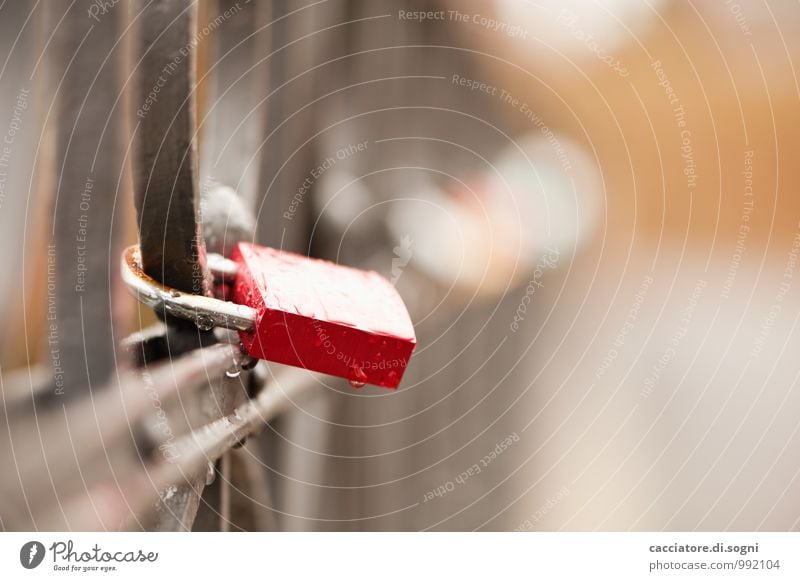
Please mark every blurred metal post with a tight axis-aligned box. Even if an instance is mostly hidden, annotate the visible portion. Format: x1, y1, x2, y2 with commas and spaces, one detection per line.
49, 0, 125, 399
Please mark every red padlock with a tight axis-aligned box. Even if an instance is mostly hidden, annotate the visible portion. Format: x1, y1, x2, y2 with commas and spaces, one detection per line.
230, 243, 416, 388
122, 243, 416, 388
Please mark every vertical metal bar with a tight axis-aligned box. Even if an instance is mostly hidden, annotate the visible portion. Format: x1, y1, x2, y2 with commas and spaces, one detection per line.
130, 0, 213, 531
250, 0, 338, 532
131, 0, 209, 295
199, 0, 270, 205
49, 0, 125, 399
193, 0, 277, 530
255, 0, 317, 253
0, 2, 40, 369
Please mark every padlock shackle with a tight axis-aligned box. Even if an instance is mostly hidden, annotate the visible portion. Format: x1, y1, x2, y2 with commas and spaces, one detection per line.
121, 245, 257, 332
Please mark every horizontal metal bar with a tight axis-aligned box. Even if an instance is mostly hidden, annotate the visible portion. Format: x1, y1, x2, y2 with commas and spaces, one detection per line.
0, 343, 244, 526
170, 366, 321, 466
39, 365, 320, 530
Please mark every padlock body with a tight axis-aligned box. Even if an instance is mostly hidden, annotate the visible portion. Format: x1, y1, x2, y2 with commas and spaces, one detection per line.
232, 243, 416, 388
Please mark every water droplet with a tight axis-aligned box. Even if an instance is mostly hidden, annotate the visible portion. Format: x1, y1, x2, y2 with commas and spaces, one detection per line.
196, 314, 215, 331
348, 364, 368, 389
225, 367, 241, 378
240, 356, 258, 371
205, 462, 216, 485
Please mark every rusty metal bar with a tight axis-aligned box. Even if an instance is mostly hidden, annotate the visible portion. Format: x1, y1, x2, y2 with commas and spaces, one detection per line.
131, 0, 208, 295
36, 364, 318, 530
0, 342, 243, 527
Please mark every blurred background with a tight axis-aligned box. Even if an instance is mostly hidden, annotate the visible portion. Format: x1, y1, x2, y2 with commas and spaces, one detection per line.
1, 0, 800, 531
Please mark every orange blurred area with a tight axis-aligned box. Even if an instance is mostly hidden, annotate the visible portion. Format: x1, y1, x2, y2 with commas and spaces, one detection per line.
464, 1, 800, 252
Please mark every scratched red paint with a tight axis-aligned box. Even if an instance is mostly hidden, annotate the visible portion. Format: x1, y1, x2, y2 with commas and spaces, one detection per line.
231, 242, 416, 388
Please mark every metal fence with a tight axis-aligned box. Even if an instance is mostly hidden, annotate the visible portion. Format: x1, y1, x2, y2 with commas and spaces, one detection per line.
0, 0, 535, 531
